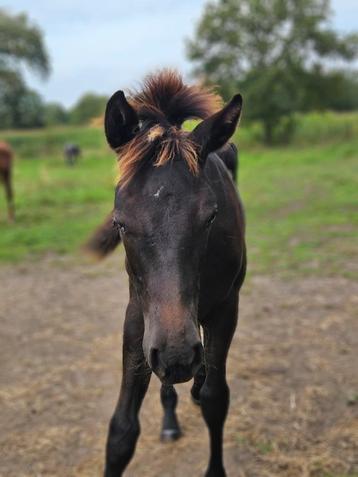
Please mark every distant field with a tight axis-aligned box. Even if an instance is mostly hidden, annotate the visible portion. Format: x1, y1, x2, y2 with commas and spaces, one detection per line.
0, 112, 357, 277
241, 140, 357, 277
0, 147, 114, 262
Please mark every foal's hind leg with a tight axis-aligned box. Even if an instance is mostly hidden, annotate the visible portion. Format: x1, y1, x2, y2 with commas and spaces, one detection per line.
191, 364, 206, 405
105, 300, 151, 477
160, 384, 182, 441
200, 293, 239, 477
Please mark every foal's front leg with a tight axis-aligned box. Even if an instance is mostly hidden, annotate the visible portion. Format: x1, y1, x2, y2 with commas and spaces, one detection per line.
105, 301, 151, 477
160, 384, 182, 441
191, 364, 206, 405
200, 294, 239, 477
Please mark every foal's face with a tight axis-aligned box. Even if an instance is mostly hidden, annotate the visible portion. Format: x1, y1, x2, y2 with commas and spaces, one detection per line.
114, 161, 217, 384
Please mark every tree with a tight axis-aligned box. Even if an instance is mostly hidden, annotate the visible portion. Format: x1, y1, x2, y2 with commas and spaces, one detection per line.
44, 102, 69, 126
0, 9, 50, 129
16, 89, 46, 128
0, 70, 24, 129
0, 9, 50, 78
303, 69, 358, 112
187, 0, 358, 143
69, 93, 107, 125
0, 77, 46, 129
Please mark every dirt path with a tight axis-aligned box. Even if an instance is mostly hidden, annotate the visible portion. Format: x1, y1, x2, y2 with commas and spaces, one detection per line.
0, 258, 357, 477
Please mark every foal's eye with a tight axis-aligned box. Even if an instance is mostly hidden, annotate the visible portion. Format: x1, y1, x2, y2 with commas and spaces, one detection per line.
206, 209, 218, 227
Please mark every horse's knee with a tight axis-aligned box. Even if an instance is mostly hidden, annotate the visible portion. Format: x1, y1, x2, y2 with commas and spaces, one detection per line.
105, 415, 140, 474
200, 379, 230, 424
200, 380, 230, 404
107, 415, 140, 451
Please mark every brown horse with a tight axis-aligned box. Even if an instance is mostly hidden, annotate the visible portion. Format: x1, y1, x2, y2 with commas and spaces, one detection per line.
87, 70, 246, 477
0, 141, 15, 221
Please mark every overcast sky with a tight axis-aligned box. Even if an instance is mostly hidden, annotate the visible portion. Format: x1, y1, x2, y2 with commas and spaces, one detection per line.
2, 0, 357, 107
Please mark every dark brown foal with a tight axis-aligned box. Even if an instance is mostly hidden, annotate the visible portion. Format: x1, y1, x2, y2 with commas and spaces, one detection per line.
87, 70, 246, 477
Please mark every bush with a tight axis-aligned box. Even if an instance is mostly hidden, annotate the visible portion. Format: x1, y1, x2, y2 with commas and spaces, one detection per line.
69, 93, 107, 125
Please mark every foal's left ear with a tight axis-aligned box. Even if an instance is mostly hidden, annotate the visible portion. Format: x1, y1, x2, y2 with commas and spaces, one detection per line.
189, 94, 242, 159
105, 90, 139, 149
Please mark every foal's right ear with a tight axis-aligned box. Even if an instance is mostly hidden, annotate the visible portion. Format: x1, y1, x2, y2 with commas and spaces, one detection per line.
105, 90, 139, 149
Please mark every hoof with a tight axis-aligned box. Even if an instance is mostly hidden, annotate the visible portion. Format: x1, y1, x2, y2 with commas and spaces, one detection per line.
160, 428, 182, 442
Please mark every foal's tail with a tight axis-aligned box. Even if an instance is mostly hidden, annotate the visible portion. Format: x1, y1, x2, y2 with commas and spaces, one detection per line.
83, 212, 121, 258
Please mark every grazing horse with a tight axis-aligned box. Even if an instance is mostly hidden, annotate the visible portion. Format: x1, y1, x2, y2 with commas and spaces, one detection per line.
0, 141, 15, 221
64, 143, 81, 165
87, 70, 246, 477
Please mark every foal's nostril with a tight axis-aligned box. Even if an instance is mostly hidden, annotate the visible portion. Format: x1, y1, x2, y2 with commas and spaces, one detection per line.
150, 342, 203, 384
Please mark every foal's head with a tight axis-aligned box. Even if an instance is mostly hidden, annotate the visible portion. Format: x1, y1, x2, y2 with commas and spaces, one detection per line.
105, 71, 242, 384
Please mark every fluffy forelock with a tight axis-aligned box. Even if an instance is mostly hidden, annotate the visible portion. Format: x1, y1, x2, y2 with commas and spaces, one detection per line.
116, 69, 222, 187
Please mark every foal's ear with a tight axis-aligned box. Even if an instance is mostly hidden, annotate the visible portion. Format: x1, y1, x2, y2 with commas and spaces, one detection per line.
189, 94, 242, 159
105, 90, 139, 149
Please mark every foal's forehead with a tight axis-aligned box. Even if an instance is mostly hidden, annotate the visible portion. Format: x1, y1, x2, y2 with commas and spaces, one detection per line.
143, 163, 198, 196
117, 161, 214, 218
120, 160, 202, 197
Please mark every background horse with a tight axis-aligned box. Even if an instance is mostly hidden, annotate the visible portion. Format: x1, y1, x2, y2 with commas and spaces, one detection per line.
0, 141, 15, 221
64, 143, 81, 165
87, 70, 246, 477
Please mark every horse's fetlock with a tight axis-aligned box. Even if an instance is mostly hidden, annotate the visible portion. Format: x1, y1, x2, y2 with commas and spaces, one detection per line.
205, 466, 227, 477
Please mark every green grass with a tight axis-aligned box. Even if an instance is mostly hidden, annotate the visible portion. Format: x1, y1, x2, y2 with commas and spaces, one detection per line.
0, 146, 115, 262
2, 125, 105, 158
240, 139, 357, 277
0, 113, 357, 277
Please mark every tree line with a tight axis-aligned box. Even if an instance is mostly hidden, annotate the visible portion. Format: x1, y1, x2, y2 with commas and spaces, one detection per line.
1, 2, 358, 142
1, 86, 108, 130
187, 0, 358, 143
0, 9, 107, 129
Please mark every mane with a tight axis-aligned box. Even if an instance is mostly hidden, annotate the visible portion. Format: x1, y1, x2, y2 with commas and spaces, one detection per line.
117, 69, 222, 186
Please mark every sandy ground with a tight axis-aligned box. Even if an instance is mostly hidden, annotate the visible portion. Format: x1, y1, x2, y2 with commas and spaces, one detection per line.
0, 257, 357, 477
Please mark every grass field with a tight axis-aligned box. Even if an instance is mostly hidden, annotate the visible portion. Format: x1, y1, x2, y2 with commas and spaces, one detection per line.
0, 112, 357, 277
